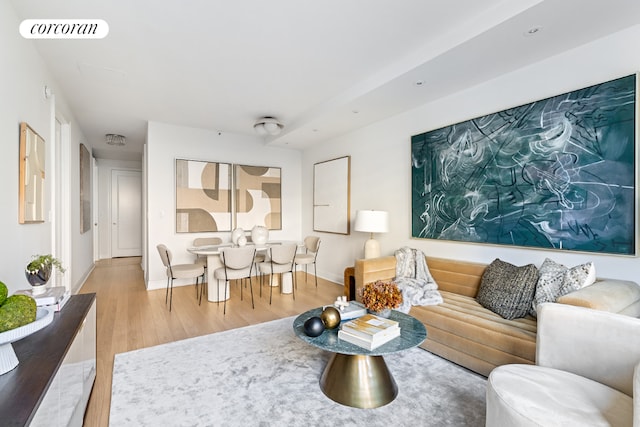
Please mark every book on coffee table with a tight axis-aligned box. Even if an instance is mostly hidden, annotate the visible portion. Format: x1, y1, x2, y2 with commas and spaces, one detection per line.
338, 327, 400, 350
324, 301, 367, 321
341, 313, 400, 341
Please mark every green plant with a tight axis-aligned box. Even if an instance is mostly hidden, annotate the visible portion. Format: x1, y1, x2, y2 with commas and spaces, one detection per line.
26, 254, 66, 275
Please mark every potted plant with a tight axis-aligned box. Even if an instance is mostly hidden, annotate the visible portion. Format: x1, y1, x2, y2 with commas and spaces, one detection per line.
360, 280, 403, 318
25, 254, 65, 292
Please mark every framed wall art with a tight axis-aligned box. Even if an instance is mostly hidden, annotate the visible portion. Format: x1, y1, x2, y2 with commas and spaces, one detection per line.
411, 74, 636, 255
80, 143, 91, 233
19, 122, 45, 224
234, 164, 282, 230
176, 159, 232, 232
313, 156, 351, 235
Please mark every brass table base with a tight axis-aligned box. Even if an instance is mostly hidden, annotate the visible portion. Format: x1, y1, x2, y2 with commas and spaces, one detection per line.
319, 353, 398, 408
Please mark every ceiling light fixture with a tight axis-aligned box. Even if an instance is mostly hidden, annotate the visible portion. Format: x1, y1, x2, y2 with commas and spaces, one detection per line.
253, 117, 283, 136
105, 133, 126, 146
523, 26, 543, 37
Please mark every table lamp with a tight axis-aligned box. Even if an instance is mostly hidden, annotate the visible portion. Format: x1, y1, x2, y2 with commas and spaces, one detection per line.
354, 210, 389, 259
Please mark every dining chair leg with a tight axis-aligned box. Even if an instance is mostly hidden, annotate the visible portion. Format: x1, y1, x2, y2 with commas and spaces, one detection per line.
314, 263, 318, 288
240, 278, 244, 301
169, 278, 174, 312
223, 279, 228, 315
165, 277, 170, 305
269, 273, 274, 305
249, 276, 255, 309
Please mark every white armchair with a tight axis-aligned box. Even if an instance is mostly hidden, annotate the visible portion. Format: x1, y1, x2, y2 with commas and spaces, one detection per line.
486, 302, 640, 426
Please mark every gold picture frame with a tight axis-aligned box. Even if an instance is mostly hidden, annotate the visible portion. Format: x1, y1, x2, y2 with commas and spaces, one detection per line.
19, 122, 45, 224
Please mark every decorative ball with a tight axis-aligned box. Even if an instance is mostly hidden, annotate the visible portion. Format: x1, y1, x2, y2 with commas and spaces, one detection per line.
303, 316, 325, 337
237, 236, 247, 247
320, 306, 341, 329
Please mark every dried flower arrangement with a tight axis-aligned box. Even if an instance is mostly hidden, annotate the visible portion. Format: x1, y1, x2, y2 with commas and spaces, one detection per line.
361, 280, 403, 312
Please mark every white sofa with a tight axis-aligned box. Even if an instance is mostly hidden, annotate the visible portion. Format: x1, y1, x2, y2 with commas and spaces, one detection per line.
486, 303, 640, 426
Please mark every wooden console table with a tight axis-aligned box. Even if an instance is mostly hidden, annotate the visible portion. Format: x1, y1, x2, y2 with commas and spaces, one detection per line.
0, 293, 96, 426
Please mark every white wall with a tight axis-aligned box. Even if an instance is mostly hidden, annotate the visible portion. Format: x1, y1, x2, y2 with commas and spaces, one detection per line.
145, 121, 302, 289
1, 2, 94, 295
303, 24, 640, 284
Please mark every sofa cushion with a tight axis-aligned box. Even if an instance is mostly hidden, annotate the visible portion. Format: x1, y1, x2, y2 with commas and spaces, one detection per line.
476, 259, 538, 320
557, 279, 640, 314
531, 258, 596, 316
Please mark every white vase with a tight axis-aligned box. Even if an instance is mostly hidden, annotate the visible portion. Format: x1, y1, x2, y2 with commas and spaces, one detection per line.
251, 226, 269, 245
231, 228, 245, 245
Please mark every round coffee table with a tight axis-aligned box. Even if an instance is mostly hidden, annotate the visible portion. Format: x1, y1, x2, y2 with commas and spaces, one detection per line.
293, 307, 426, 408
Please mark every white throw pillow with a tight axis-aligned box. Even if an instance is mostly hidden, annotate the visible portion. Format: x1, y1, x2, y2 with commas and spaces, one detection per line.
530, 258, 596, 317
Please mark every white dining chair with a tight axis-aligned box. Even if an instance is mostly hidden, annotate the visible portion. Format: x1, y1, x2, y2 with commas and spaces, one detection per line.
258, 243, 297, 304
157, 244, 205, 311
213, 246, 256, 315
294, 236, 321, 288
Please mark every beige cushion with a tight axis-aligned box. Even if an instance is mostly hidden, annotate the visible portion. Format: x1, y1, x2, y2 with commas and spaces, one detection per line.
557, 279, 640, 313
487, 364, 632, 427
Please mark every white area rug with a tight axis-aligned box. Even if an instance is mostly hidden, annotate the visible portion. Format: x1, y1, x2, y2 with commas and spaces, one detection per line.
110, 317, 486, 426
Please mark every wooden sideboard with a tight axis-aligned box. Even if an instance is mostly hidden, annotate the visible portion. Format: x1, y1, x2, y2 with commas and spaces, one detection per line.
0, 293, 97, 426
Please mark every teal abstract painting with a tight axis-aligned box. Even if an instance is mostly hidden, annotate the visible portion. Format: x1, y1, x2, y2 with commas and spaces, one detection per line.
411, 74, 636, 255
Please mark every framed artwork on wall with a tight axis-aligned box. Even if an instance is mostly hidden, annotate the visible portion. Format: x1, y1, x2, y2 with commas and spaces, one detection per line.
313, 156, 351, 235
175, 159, 232, 232
80, 143, 91, 233
19, 122, 45, 224
234, 164, 282, 230
411, 74, 636, 255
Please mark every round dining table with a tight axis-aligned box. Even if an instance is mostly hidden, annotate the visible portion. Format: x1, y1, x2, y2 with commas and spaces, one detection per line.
187, 241, 299, 302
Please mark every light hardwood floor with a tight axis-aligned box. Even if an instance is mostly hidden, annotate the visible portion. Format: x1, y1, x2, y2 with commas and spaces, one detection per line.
79, 257, 345, 427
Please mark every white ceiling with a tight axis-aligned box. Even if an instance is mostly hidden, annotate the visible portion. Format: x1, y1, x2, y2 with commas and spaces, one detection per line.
9, 0, 640, 161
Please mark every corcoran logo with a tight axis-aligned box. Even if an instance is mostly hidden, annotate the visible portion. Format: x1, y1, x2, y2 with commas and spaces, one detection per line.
19, 19, 109, 39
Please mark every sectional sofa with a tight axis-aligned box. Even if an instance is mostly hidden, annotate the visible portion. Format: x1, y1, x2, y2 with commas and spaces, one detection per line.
353, 255, 640, 376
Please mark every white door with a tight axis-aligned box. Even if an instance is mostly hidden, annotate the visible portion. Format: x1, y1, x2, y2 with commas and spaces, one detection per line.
111, 170, 142, 257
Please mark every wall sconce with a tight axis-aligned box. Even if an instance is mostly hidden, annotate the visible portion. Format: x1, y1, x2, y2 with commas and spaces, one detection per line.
354, 210, 389, 259
254, 117, 284, 136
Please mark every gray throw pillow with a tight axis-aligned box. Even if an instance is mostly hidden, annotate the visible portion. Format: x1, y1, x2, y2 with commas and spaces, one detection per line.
530, 258, 596, 317
476, 258, 539, 320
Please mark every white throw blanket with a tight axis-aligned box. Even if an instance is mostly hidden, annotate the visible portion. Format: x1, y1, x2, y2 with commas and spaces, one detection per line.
394, 246, 443, 313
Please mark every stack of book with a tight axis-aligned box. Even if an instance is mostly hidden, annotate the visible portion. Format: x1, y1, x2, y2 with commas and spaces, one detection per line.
326, 300, 367, 321
15, 286, 70, 312
338, 313, 400, 350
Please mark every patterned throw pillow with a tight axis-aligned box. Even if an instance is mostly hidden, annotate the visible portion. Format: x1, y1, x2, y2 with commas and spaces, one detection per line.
476, 259, 539, 320
530, 258, 596, 316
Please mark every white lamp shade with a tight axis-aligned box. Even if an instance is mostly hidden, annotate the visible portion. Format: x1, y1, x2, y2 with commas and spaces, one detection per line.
354, 210, 389, 233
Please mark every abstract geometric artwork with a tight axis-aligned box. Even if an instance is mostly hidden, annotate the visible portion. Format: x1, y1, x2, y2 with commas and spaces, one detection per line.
80, 143, 91, 233
313, 156, 351, 234
176, 159, 232, 232
18, 122, 45, 224
235, 165, 281, 230
411, 74, 636, 255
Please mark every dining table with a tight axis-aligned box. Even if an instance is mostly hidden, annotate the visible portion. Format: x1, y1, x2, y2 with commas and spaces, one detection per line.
187, 241, 300, 303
